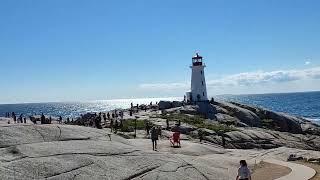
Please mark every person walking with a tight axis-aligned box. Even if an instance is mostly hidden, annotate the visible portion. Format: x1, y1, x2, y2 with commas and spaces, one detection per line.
236, 160, 251, 180
150, 126, 159, 151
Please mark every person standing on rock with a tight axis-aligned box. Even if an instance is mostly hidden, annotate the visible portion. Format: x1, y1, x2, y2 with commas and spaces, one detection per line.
12, 112, 16, 123
236, 160, 251, 180
166, 119, 169, 130
103, 113, 107, 123
114, 120, 118, 134
107, 112, 110, 120
110, 118, 114, 132
157, 126, 162, 137
120, 111, 124, 120
145, 121, 150, 135
41, 113, 46, 124
199, 130, 203, 143
59, 116, 62, 124
115, 110, 118, 118
150, 126, 159, 151
19, 114, 23, 123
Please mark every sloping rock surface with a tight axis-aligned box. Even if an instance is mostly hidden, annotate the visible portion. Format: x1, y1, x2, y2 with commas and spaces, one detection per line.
230, 102, 304, 134
0, 124, 235, 180
215, 102, 262, 127
203, 127, 320, 151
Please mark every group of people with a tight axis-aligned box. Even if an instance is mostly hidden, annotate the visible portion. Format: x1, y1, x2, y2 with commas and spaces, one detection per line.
4, 111, 57, 125
5, 112, 27, 124
109, 117, 123, 133
4, 112, 12, 118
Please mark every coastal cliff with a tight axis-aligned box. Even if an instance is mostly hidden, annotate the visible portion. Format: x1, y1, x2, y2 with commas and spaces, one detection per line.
155, 100, 320, 151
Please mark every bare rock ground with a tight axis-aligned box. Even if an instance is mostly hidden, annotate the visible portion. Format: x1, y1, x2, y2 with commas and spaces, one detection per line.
0, 124, 319, 180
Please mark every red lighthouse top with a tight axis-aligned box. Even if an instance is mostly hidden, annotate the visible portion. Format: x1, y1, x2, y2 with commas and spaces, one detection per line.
192, 53, 203, 66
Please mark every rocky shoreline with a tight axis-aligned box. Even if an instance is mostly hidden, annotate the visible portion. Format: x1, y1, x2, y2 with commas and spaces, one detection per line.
0, 100, 319, 179
61, 100, 320, 152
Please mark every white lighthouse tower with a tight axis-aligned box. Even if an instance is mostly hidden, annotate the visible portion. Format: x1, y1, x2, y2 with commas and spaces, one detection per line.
186, 53, 208, 102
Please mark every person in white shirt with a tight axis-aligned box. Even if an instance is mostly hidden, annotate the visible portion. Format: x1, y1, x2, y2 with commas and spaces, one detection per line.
236, 160, 251, 180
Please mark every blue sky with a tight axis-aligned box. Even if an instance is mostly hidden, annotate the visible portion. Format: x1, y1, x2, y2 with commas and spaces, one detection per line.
0, 0, 320, 103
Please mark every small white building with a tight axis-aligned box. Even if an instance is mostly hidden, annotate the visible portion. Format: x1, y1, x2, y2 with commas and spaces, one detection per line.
186, 53, 208, 102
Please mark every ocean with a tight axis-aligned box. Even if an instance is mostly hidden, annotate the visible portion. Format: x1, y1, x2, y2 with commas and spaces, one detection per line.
0, 92, 319, 123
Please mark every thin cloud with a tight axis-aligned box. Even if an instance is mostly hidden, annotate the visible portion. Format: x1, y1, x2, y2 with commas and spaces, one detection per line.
305, 61, 311, 65
139, 67, 320, 90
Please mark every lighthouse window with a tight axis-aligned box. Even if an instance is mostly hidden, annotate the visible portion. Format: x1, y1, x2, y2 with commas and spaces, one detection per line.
202, 81, 204, 85
200, 71, 203, 75
203, 92, 205, 96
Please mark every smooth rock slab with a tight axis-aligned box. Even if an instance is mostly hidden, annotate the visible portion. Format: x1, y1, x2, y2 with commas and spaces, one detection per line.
0, 125, 235, 180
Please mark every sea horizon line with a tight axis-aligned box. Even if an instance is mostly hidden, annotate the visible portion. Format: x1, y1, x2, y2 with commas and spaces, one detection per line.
0, 90, 319, 105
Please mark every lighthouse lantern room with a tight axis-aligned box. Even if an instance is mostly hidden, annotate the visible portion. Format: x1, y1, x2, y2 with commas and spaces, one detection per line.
186, 53, 208, 102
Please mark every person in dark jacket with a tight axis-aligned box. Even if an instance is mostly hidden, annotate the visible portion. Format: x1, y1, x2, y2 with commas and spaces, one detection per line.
150, 126, 159, 151
114, 120, 118, 134
41, 113, 45, 124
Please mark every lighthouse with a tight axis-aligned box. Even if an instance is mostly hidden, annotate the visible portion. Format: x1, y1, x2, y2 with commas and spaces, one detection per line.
186, 53, 208, 102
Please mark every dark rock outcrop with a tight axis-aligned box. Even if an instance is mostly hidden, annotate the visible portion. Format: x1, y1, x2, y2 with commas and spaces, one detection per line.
216, 102, 262, 127
229, 102, 303, 134
179, 105, 199, 115
158, 101, 173, 110
201, 127, 320, 151
263, 111, 303, 134
172, 101, 183, 108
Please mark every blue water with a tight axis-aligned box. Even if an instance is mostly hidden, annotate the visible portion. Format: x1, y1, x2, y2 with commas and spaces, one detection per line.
0, 97, 182, 118
216, 91, 320, 122
0, 92, 319, 122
